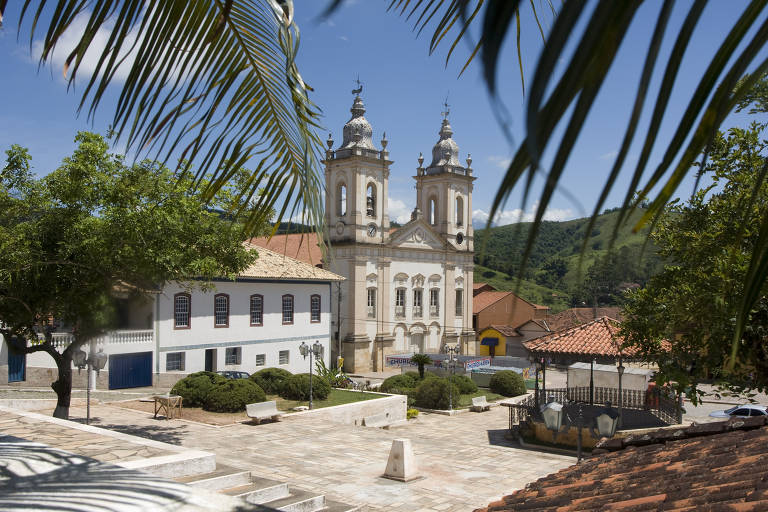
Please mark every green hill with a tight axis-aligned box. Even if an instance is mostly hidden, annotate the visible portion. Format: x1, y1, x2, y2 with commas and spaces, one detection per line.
473, 209, 662, 310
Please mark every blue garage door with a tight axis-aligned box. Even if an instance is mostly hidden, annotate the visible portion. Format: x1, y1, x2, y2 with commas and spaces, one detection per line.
109, 351, 153, 389
8, 351, 25, 383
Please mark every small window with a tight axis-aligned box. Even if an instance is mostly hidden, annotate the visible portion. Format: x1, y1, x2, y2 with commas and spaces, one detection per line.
225, 347, 241, 365
174, 293, 191, 329
214, 294, 229, 327
366, 183, 377, 217
311, 295, 321, 323
395, 287, 406, 318
456, 196, 464, 226
428, 197, 437, 225
413, 289, 423, 318
255, 354, 266, 366
367, 288, 376, 318
282, 295, 294, 324
279, 350, 289, 365
430, 288, 440, 317
166, 352, 185, 371
250, 294, 263, 326
455, 289, 463, 316
337, 183, 347, 217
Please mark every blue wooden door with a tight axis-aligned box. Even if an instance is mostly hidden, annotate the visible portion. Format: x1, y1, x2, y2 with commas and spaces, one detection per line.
8, 351, 25, 383
109, 351, 152, 389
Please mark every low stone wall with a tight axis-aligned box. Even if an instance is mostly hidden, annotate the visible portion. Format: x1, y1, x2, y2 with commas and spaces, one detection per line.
0, 398, 89, 411
0, 366, 108, 389
283, 391, 407, 426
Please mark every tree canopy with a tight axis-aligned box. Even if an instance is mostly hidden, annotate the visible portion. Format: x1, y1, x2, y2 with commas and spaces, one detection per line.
0, 131, 261, 418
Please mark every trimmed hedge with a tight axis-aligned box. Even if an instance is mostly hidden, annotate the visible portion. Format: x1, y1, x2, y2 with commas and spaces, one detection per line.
280, 373, 331, 401
171, 371, 226, 407
448, 374, 478, 394
413, 378, 460, 410
250, 367, 293, 394
204, 379, 266, 412
489, 370, 527, 397
380, 374, 418, 393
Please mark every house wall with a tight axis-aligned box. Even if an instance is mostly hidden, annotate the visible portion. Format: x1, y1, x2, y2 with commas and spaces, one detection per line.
477, 327, 507, 357
158, 280, 332, 378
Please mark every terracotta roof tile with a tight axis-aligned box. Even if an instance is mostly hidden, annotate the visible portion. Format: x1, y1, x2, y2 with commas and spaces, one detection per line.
549, 307, 624, 331
523, 317, 633, 358
250, 233, 324, 267
476, 419, 768, 512
240, 244, 343, 281
487, 325, 521, 337
473, 291, 513, 314
474, 282, 488, 290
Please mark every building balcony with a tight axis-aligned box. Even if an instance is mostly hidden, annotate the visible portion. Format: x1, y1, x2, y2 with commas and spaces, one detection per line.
430, 305, 439, 317
42, 329, 154, 349
412, 306, 422, 318
367, 306, 376, 318
395, 306, 405, 319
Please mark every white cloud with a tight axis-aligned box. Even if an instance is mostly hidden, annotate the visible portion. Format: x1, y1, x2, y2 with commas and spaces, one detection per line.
599, 150, 618, 161
487, 155, 511, 170
32, 11, 141, 83
388, 197, 412, 224
338, 35, 349, 42
472, 201, 575, 227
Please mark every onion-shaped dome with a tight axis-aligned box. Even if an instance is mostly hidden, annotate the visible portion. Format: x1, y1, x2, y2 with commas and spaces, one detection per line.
428, 118, 460, 168
340, 96, 376, 150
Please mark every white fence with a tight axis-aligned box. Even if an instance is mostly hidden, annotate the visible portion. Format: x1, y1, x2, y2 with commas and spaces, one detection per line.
43, 330, 153, 349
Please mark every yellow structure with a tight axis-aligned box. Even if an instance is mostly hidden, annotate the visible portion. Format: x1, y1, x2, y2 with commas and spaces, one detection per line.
477, 326, 511, 357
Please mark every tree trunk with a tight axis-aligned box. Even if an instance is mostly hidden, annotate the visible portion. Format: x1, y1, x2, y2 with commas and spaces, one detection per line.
51, 359, 72, 420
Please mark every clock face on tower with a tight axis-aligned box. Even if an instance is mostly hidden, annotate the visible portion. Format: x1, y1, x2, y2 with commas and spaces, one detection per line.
367, 223, 377, 237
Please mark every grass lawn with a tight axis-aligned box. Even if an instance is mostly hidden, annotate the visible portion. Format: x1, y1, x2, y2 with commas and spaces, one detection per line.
271, 389, 383, 411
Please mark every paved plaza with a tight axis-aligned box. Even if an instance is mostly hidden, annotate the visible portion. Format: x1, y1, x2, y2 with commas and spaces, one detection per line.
52, 401, 574, 512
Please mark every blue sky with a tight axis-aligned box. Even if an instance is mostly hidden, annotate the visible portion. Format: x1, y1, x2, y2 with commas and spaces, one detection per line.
1, 1, 765, 226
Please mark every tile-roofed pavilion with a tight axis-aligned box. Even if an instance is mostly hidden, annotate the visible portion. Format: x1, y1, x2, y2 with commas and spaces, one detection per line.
474, 416, 768, 512
523, 316, 633, 365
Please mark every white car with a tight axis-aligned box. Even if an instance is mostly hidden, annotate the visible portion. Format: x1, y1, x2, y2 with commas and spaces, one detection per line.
709, 404, 768, 418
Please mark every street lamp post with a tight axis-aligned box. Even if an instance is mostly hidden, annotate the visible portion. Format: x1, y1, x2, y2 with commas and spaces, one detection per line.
444, 344, 460, 411
299, 340, 324, 409
542, 399, 620, 463
72, 343, 108, 425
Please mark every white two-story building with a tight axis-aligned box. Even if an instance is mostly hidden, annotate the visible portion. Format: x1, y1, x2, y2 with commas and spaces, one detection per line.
0, 246, 344, 389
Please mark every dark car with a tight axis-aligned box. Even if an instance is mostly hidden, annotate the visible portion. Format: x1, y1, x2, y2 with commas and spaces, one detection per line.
217, 370, 250, 380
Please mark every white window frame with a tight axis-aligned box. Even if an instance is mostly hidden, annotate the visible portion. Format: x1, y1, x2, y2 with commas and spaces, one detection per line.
255, 354, 266, 366
225, 347, 241, 365
166, 352, 185, 371
279, 350, 289, 365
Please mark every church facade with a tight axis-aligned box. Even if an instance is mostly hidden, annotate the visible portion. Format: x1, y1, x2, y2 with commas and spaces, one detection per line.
324, 93, 476, 372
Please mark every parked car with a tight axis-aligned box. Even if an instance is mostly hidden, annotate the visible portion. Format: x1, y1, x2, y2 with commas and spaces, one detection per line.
709, 404, 768, 418
217, 370, 250, 380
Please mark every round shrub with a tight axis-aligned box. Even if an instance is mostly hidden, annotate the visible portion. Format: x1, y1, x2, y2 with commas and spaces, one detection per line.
404, 371, 421, 381
250, 367, 293, 394
448, 374, 478, 394
413, 378, 460, 410
279, 373, 331, 401
406, 408, 419, 420
171, 371, 226, 407
204, 379, 266, 412
380, 374, 418, 393
489, 370, 527, 397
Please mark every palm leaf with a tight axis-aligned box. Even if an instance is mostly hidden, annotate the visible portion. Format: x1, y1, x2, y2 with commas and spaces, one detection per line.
17, 0, 324, 236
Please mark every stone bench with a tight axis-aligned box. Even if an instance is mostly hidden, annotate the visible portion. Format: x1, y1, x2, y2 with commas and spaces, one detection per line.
246, 401, 283, 424
363, 412, 390, 428
470, 395, 491, 412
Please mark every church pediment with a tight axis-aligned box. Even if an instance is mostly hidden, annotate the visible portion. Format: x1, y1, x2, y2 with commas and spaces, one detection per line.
388, 219, 450, 251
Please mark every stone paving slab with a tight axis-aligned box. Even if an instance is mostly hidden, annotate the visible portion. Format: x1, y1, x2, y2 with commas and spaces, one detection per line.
69, 401, 575, 511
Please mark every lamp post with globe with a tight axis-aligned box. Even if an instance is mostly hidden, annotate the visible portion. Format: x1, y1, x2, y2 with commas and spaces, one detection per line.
299, 340, 324, 409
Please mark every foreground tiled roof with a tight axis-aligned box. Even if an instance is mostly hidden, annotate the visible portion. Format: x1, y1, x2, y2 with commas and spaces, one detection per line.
250, 233, 324, 267
475, 417, 768, 512
473, 291, 513, 313
240, 245, 343, 281
523, 317, 634, 357
549, 307, 624, 331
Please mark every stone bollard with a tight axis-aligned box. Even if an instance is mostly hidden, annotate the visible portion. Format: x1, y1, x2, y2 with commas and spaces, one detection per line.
382, 438, 419, 482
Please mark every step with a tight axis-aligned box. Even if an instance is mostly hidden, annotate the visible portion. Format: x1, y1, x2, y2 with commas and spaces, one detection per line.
176, 465, 252, 491
222, 476, 291, 505
263, 488, 326, 512
322, 498, 362, 512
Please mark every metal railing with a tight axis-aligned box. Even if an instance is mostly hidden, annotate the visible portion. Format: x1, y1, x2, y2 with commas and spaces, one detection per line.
412, 306, 422, 318
367, 306, 376, 318
430, 305, 439, 317
395, 306, 405, 318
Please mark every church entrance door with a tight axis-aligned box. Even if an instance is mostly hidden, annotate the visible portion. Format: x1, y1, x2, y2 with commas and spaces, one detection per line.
410, 333, 424, 354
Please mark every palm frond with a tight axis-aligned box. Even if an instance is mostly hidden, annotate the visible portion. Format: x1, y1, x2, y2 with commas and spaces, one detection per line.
19, 0, 324, 236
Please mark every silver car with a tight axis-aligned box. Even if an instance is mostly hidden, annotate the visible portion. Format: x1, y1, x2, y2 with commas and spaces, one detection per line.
709, 404, 768, 418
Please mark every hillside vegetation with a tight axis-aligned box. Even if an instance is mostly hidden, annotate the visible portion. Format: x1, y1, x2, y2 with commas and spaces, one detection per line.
474, 209, 663, 310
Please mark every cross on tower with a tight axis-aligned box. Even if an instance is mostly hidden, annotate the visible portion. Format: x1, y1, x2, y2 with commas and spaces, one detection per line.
352, 75, 363, 96
441, 94, 450, 119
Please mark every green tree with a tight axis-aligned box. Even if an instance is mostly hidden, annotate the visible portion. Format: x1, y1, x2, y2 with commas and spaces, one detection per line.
0, 132, 262, 419
621, 120, 768, 402
410, 354, 432, 380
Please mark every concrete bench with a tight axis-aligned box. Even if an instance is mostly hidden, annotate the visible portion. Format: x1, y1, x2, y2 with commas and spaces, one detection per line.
363, 412, 390, 428
470, 396, 491, 412
246, 401, 283, 424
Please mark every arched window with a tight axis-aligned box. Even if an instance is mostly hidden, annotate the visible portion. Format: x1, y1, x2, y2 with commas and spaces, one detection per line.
174, 293, 191, 329
214, 294, 229, 327
250, 294, 263, 326
337, 182, 347, 217
310, 295, 321, 323
366, 183, 376, 217
428, 197, 437, 226
456, 196, 464, 227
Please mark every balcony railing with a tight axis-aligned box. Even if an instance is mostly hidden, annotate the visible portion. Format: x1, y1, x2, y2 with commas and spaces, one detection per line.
430, 305, 439, 317
395, 306, 405, 318
367, 306, 376, 318
41, 329, 154, 349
